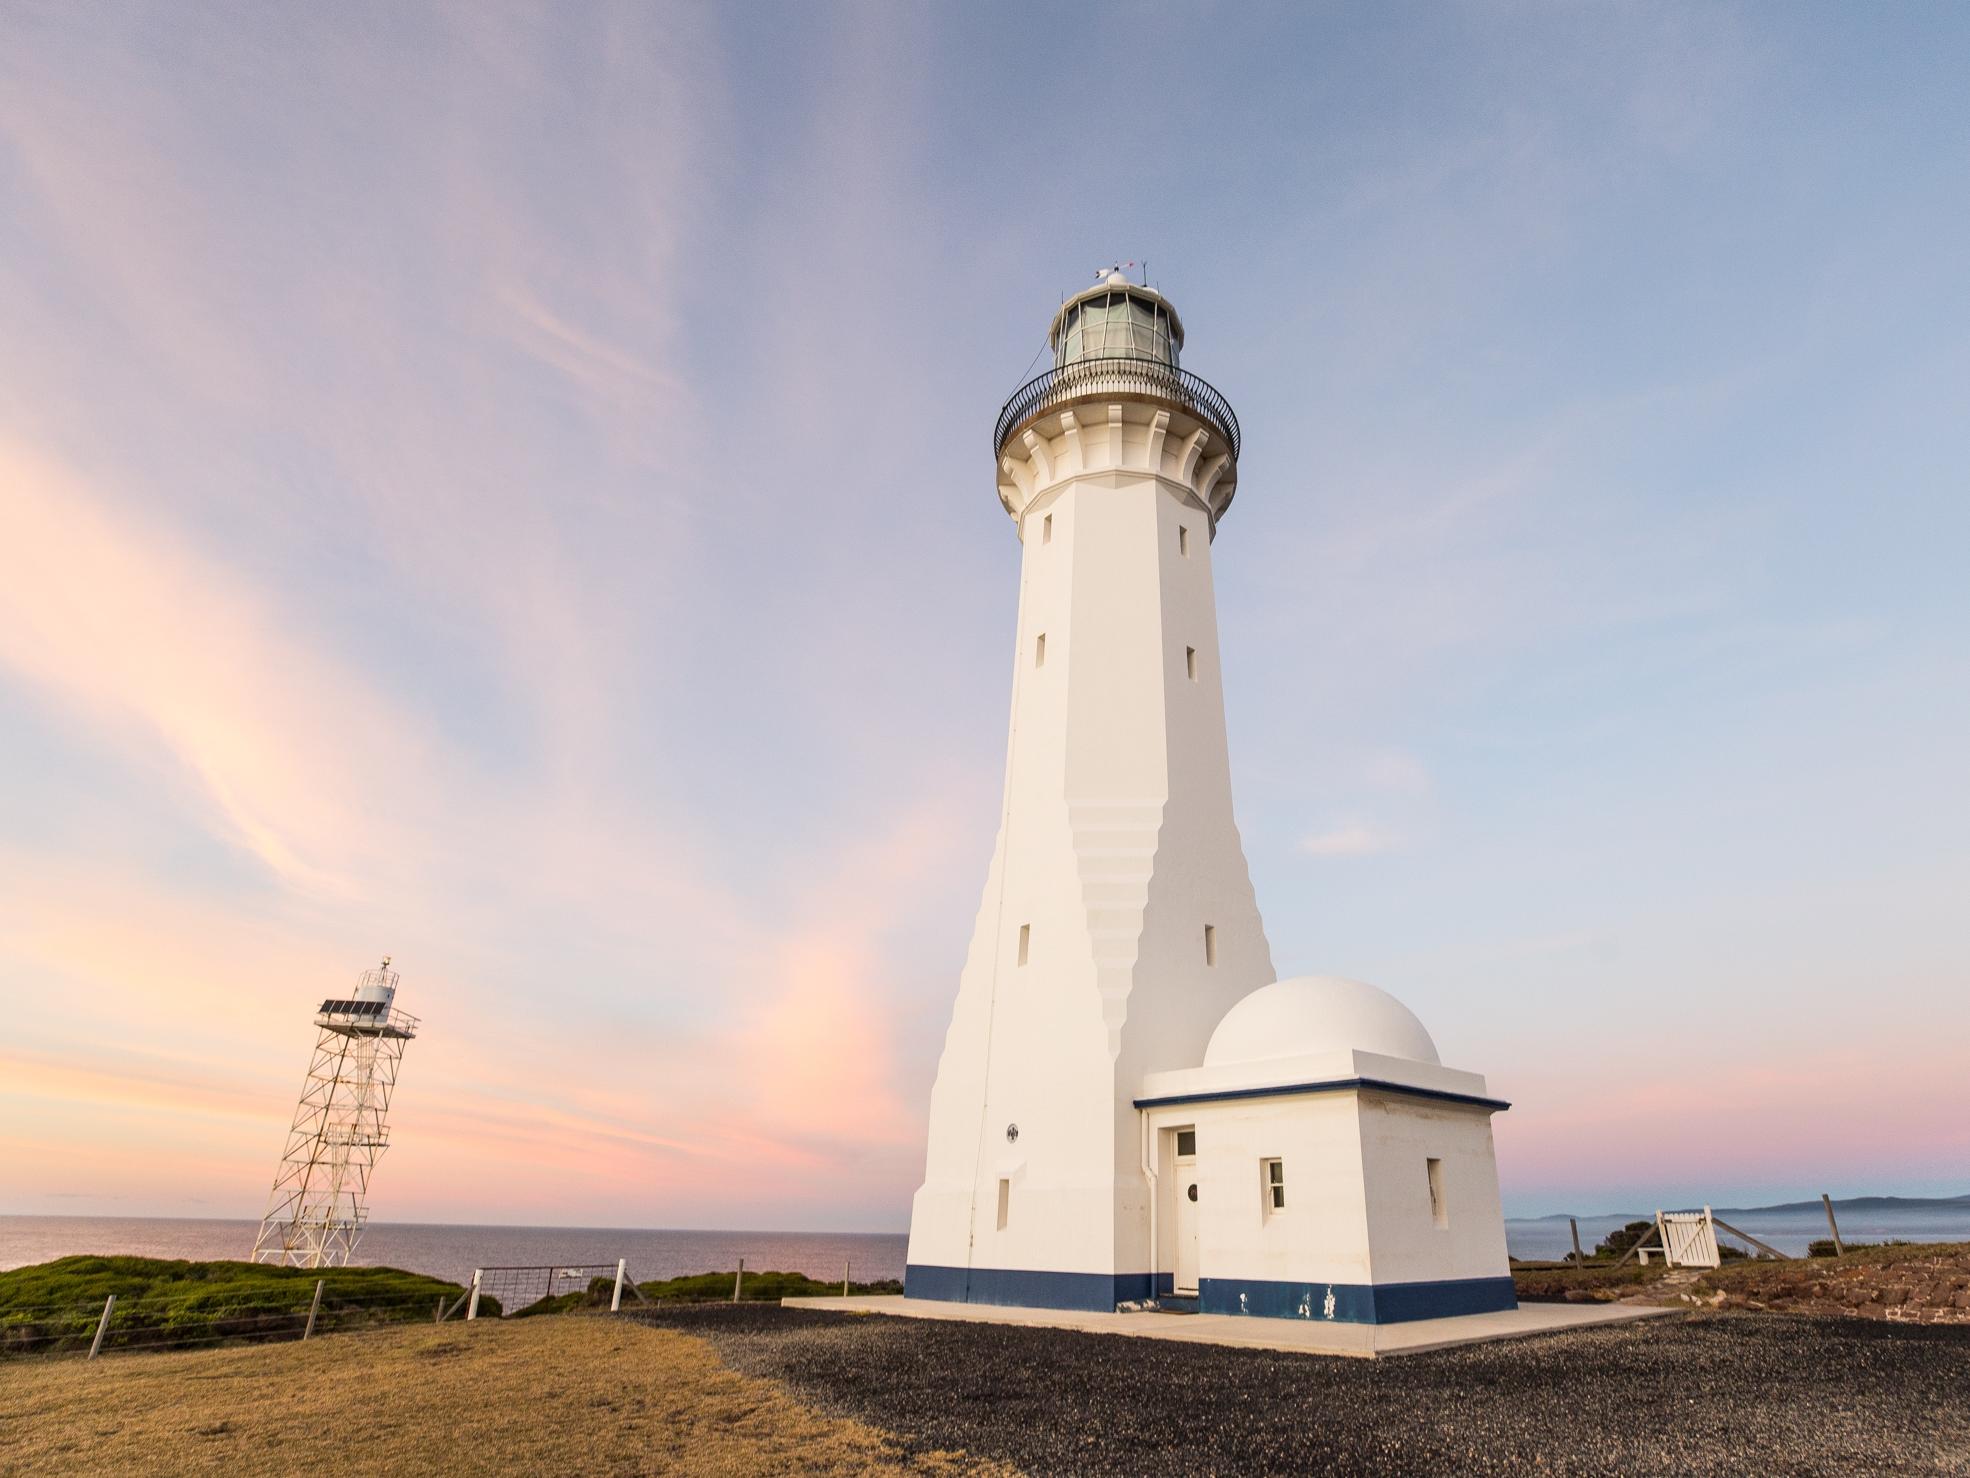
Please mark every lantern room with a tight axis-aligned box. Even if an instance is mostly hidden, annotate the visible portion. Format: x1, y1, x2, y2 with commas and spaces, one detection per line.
1049, 268, 1183, 370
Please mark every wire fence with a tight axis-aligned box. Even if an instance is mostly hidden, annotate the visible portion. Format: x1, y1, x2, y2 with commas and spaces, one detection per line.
0, 1289, 465, 1363
2, 1252, 897, 1366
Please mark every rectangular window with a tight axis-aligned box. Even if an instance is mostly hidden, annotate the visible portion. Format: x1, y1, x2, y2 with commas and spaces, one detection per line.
1017, 923, 1030, 966
1043, 513, 1053, 544
1185, 646, 1197, 681
1427, 1157, 1447, 1228
997, 1178, 1010, 1231
1203, 924, 1217, 966
1175, 1128, 1197, 1159
1262, 1158, 1286, 1214
1178, 524, 1189, 557
1035, 633, 1047, 667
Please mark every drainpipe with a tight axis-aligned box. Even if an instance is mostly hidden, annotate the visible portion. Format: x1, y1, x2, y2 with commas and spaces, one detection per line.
1140, 1110, 1158, 1303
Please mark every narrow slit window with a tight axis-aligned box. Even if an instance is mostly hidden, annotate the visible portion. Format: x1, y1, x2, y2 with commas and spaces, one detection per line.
1203, 924, 1217, 966
1017, 923, 1031, 966
1263, 1158, 1286, 1214
1178, 524, 1190, 557
1035, 633, 1046, 668
1427, 1157, 1447, 1228
1185, 646, 1198, 681
996, 1178, 1011, 1231
1042, 513, 1053, 544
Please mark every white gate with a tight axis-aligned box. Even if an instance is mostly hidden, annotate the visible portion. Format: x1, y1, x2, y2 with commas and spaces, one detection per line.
1659, 1208, 1722, 1269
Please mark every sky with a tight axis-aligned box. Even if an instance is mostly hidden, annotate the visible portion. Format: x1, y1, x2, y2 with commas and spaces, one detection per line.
1, 1, 1965, 1229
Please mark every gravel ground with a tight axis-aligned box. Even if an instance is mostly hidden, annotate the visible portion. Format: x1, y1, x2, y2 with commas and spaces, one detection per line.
627, 1303, 1970, 1475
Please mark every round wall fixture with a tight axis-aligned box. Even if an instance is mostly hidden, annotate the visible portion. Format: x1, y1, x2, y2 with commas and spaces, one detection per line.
1005, 1123, 1019, 1143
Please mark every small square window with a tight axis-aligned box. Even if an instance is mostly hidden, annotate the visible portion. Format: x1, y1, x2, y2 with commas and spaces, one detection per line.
1427, 1157, 1447, 1228
1185, 646, 1197, 681
997, 1177, 1011, 1231
1043, 514, 1053, 544
1203, 924, 1217, 966
1017, 923, 1030, 966
1035, 633, 1047, 668
1262, 1158, 1286, 1214
1178, 525, 1189, 557
1175, 1129, 1197, 1158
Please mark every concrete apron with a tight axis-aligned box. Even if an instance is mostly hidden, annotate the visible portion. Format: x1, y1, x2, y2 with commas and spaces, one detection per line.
781, 1295, 1682, 1359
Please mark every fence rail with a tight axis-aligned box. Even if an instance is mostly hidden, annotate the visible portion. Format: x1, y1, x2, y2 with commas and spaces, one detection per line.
992, 356, 1241, 460
0, 1289, 467, 1362
3, 1250, 899, 1365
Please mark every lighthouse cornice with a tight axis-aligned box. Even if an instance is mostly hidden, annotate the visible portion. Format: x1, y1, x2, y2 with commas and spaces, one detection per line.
997, 398, 1237, 533
995, 357, 1240, 463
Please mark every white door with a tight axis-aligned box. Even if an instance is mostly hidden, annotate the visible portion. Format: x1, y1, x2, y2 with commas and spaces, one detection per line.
1172, 1127, 1200, 1295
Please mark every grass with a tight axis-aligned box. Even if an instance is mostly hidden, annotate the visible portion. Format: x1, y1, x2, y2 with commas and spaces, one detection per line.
496, 1269, 902, 1319
0, 1314, 997, 1475
1692, 1239, 1970, 1320
637, 1269, 903, 1303
0, 1256, 482, 1357
1510, 1260, 1670, 1302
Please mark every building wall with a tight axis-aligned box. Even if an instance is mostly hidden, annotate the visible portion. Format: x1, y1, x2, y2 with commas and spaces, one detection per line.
1165, 1094, 1375, 1292
907, 401, 1271, 1306
1356, 1094, 1512, 1288
1143, 1088, 1515, 1322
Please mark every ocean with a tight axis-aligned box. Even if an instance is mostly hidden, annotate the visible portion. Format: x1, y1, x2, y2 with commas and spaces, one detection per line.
1501, 1205, 1970, 1261
0, 1216, 907, 1288
6, 1205, 1966, 1283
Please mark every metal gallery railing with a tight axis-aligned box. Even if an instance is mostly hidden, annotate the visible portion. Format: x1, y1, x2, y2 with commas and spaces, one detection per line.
993, 356, 1241, 461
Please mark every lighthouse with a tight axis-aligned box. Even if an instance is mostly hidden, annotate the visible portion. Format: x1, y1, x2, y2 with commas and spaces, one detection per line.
905, 272, 1517, 1323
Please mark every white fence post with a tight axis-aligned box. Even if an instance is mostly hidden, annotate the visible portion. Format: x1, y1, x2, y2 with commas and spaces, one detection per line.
467, 1269, 483, 1321
611, 1258, 627, 1313
303, 1279, 324, 1340
87, 1294, 116, 1360
732, 1257, 744, 1302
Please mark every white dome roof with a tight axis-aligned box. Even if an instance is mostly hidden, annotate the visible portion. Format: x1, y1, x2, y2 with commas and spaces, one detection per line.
1204, 975, 1440, 1068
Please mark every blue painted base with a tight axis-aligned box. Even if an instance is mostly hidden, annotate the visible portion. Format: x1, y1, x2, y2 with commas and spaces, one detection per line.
1199, 1274, 1518, 1324
905, 1264, 1169, 1312
905, 1264, 1516, 1323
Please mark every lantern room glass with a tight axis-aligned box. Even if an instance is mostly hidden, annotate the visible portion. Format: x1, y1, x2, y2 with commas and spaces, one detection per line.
1054, 290, 1179, 370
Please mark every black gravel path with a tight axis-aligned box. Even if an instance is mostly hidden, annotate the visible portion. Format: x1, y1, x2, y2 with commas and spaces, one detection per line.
627, 1304, 1970, 1475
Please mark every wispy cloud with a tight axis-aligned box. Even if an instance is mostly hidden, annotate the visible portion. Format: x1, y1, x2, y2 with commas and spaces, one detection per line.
1298, 824, 1400, 858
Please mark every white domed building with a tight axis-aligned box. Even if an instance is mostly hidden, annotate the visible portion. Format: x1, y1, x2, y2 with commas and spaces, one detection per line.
1134, 976, 1513, 1320
905, 274, 1514, 1324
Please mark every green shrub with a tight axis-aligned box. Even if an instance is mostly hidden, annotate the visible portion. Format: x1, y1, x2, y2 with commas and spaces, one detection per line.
1592, 1221, 1657, 1260
635, 1270, 903, 1303
0, 1256, 477, 1357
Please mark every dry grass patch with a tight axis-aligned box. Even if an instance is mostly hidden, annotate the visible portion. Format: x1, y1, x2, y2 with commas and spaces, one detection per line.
1695, 1240, 1970, 1324
0, 1313, 1003, 1476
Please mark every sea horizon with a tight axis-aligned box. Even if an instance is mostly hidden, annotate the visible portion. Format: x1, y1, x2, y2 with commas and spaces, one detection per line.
10, 1198, 1970, 1284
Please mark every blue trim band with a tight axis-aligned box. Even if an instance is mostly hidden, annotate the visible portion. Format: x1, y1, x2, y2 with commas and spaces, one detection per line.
1132, 1076, 1510, 1112
905, 1264, 1164, 1311
1199, 1274, 1517, 1323
905, 1266, 1515, 1323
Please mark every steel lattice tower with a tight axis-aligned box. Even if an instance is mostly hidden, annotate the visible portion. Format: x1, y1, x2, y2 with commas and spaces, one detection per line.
251, 958, 419, 1267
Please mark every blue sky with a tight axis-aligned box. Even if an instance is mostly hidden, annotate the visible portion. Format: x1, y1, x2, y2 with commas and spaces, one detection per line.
1, 1, 1964, 1225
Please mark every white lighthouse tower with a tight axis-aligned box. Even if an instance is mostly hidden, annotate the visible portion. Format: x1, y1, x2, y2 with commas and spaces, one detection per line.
907, 271, 1274, 1309
906, 272, 1516, 1323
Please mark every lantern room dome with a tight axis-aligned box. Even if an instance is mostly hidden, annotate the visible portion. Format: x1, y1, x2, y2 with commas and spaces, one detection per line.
1203, 975, 1441, 1068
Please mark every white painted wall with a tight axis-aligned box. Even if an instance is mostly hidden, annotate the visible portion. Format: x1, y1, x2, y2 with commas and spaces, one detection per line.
1356, 1095, 1511, 1286
1149, 1095, 1377, 1290
1142, 1087, 1510, 1294
907, 393, 1272, 1286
